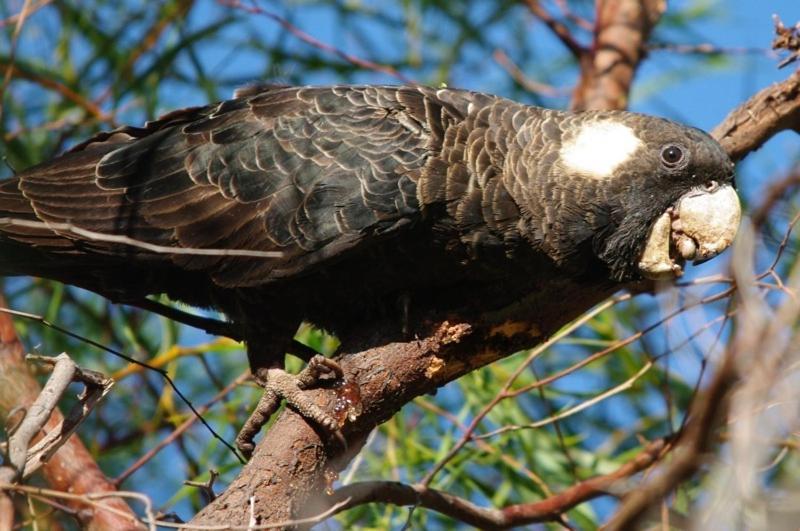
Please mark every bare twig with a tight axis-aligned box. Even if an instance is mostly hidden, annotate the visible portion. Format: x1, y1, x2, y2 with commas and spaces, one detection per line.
1, 352, 113, 489
553, 0, 593, 31
328, 438, 666, 529
4, 354, 77, 480
0, 0, 52, 28
0, 297, 141, 529
773, 16, 800, 68
17, 354, 112, 479
185, 470, 219, 503
523, 0, 587, 59
218, 0, 414, 83
493, 49, 569, 97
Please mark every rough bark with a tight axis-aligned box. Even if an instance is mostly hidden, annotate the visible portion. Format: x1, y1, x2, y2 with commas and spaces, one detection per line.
712, 69, 800, 162
192, 282, 619, 525
0, 299, 141, 530
571, 0, 666, 111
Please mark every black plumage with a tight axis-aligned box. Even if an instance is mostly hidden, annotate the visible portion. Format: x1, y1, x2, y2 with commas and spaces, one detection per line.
0, 85, 736, 448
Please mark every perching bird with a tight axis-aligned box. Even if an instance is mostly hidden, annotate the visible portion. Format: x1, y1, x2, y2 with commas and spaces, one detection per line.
0, 85, 740, 454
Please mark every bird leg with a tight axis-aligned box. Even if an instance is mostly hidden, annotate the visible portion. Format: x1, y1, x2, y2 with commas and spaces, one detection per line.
236, 352, 351, 458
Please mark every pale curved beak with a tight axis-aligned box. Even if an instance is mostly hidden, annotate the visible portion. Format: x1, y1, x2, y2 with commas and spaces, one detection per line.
676, 184, 741, 264
638, 184, 741, 280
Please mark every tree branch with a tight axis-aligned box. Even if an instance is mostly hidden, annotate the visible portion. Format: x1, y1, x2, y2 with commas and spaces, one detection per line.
191, 280, 619, 526
604, 338, 738, 529
571, 0, 666, 110
326, 438, 666, 529
711, 69, 800, 162
0, 296, 141, 530
523, 0, 587, 59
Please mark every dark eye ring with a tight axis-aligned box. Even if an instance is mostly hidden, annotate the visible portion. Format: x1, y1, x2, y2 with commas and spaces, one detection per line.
661, 145, 684, 167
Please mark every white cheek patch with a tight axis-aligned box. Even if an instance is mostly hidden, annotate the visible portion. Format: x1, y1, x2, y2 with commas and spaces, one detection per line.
559, 122, 643, 179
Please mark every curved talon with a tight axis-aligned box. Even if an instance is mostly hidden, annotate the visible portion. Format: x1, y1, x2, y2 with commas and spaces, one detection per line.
297, 355, 344, 388
236, 388, 280, 457
235, 357, 353, 458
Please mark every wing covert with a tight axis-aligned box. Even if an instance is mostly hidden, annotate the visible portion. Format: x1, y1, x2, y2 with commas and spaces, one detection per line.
19, 85, 442, 287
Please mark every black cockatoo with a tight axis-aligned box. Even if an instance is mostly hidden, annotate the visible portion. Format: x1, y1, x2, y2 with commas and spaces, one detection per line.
0, 85, 740, 454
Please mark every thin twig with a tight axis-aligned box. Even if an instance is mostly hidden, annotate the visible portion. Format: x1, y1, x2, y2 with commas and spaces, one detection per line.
329, 439, 666, 529
219, 0, 414, 83
0, 305, 244, 464
493, 49, 569, 97
523, 0, 586, 59
0, 218, 284, 259
114, 372, 248, 486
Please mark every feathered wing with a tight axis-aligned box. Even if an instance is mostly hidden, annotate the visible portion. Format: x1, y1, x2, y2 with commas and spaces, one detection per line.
1, 86, 465, 292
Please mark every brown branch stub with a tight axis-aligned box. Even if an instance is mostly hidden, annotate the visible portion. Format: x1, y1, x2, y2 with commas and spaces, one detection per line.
773, 16, 800, 68
571, 0, 666, 111
711, 69, 800, 162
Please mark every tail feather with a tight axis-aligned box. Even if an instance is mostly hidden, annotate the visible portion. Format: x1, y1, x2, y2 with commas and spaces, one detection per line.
0, 178, 78, 248
0, 176, 200, 304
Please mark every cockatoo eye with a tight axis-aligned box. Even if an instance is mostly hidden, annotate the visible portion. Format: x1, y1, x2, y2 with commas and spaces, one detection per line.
660, 145, 684, 167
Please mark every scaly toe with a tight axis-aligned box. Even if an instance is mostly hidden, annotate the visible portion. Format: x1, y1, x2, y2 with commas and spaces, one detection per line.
236, 360, 355, 459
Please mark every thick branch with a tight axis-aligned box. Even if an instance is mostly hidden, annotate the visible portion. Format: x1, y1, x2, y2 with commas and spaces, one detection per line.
0, 297, 140, 530
571, 0, 666, 110
191, 281, 618, 526
711, 69, 800, 162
